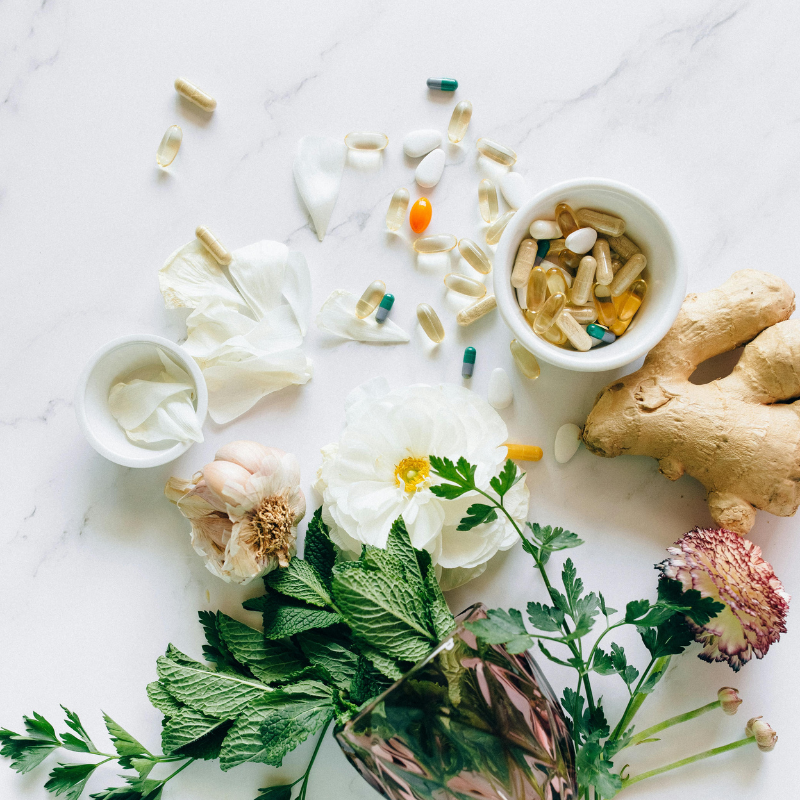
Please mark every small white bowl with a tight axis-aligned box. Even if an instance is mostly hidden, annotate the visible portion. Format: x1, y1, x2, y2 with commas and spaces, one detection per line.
495, 178, 687, 372
75, 334, 208, 468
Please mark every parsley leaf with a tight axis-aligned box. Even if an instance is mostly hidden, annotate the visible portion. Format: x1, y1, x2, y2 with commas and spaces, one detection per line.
60, 708, 98, 755
489, 459, 521, 497
428, 455, 477, 499
457, 503, 498, 531
526, 601, 564, 632
464, 608, 533, 654
656, 578, 725, 626
103, 714, 149, 766
522, 523, 583, 565
0, 712, 61, 773
255, 787, 292, 800
640, 616, 694, 658
576, 741, 622, 799
45, 762, 99, 800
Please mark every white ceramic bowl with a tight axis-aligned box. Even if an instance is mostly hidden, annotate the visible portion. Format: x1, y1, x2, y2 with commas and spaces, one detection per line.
495, 178, 687, 371
75, 334, 208, 468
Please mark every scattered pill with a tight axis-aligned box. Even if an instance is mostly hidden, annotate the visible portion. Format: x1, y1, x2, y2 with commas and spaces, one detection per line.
462, 346, 477, 378
571, 255, 597, 306
610, 253, 647, 297
375, 293, 394, 323
174, 78, 216, 111
618, 279, 647, 321
565, 304, 599, 324
546, 267, 568, 297
505, 443, 543, 462
444, 273, 486, 298
413, 234, 457, 254
427, 77, 458, 91
586, 323, 616, 344
593, 285, 618, 327
409, 198, 433, 233
533, 240, 550, 267
448, 100, 472, 143
478, 179, 499, 223
156, 125, 182, 168
402, 129, 442, 158
593, 239, 614, 286
476, 138, 517, 166
555, 311, 593, 351
457, 294, 497, 326
458, 238, 492, 274
565, 227, 598, 255
543, 324, 568, 345
558, 249, 581, 270
416, 303, 445, 343
488, 367, 513, 408
386, 188, 410, 231
576, 208, 625, 237
555, 423, 582, 464
510, 339, 541, 380
526, 267, 548, 313
555, 203, 580, 237
485, 211, 515, 245
607, 233, 640, 260
610, 316, 632, 336
345, 132, 389, 151
355, 280, 386, 318
529, 219, 562, 239
415, 148, 446, 188
511, 239, 537, 288
195, 226, 231, 266
548, 238, 567, 254
533, 292, 566, 335
499, 172, 529, 209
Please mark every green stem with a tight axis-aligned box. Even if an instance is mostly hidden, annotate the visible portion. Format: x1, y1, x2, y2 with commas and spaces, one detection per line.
610, 655, 669, 742
620, 737, 755, 788
624, 701, 722, 749
298, 717, 332, 800
162, 758, 194, 783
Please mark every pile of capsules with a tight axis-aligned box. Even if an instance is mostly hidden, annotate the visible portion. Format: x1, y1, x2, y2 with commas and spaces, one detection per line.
510, 203, 647, 351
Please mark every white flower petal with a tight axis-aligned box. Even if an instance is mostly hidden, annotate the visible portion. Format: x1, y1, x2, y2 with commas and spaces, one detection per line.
438, 563, 489, 592
293, 136, 347, 241
227, 240, 289, 321
122, 391, 203, 444
109, 377, 192, 430
317, 290, 410, 343
183, 298, 258, 359
284, 250, 313, 335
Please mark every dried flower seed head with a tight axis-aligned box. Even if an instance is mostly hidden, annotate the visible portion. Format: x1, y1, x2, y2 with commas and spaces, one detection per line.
746, 717, 778, 752
717, 687, 742, 715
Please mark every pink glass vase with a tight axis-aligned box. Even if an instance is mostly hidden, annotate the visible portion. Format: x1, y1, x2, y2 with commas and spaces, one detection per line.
336, 604, 577, 800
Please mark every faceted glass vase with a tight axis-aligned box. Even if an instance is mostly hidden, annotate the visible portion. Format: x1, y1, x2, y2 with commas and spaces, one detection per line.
336, 604, 577, 800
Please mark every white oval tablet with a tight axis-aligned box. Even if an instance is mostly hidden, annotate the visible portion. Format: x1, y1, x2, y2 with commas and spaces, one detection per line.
488, 368, 513, 409
555, 423, 582, 463
565, 227, 598, 255
415, 148, 446, 188
403, 129, 443, 158
499, 173, 529, 209
529, 219, 561, 239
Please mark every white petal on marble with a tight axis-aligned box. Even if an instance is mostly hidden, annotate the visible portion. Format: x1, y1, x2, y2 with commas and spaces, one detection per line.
403, 129, 442, 158
227, 240, 289, 320
293, 135, 347, 241
316, 290, 410, 343
500, 172, 530, 210
283, 250, 313, 334
415, 148, 445, 188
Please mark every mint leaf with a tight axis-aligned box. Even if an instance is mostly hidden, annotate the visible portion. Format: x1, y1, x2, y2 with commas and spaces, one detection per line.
45, 762, 99, 800
349, 655, 392, 705
255, 787, 292, 800
576, 741, 621, 799
198, 611, 246, 673
457, 504, 498, 531
465, 608, 533, 654
303, 509, 336, 584
423, 564, 454, 640
297, 629, 359, 690
526, 601, 564, 632
354, 641, 404, 681
145, 682, 182, 718
385, 519, 427, 602
60, 708, 97, 755
489, 459, 520, 497
259, 594, 342, 639
164, 645, 210, 670
161, 708, 231, 758
267, 559, 332, 608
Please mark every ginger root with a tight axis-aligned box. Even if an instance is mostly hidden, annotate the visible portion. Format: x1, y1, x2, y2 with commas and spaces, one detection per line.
583, 269, 800, 534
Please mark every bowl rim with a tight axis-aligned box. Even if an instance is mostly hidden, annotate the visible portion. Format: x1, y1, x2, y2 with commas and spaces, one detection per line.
494, 177, 687, 372
74, 333, 208, 468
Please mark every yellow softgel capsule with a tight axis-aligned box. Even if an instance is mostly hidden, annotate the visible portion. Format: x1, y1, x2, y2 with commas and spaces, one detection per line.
448, 100, 473, 144
526, 267, 547, 313
505, 443, 543, 461
156, 125, 182, 168
607, 233, 640, 261
476, 138, 517, 166
593, 239, 614, 286
458, 238, 492, 274
413, 234, 457, 254
542, 323, 568, 345
555, 310, 593, 352
618, 279, 647, 321
457, 294, 497, 326
174, 78, 216, 111
576, 208, 626, 237
555, 203, 580, 237
558, 249, 581, 271
565, 304, 598, 324
610, 253, 647, 297
610, 316, 632, 336
485, 211, 515, 245
546, 267, 568, 297
355, 280, 386, 318
417, 303, 445, 343
571, 255, 597, 306
510, 339, 541, 380
533, 292, 566, 335
386, 188, 410, 231
444, 273, 486, 298
345, 132, 389, 151
195, 226, 232, 266
593, 285, 618, 327
478, 179, 499, 223
511, 239, 538, 288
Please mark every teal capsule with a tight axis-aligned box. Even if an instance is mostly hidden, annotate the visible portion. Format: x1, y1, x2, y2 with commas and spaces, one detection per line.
534, 239, 550, 267
587, 323, 616, 344
427, 77, 458, 91
375, 293, 395, 324
462, 346, 476, 377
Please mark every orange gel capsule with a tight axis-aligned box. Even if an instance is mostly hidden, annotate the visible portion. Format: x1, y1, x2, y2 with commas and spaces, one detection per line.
409, 197, 432, 233
505, 443, 543, 462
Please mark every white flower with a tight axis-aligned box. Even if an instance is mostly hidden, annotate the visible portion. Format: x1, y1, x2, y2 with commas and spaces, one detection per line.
315, 379, 529, 589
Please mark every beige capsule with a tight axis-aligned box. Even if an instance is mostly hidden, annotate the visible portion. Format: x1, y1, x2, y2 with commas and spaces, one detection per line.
413, 234, 457, 254
485, 211, 515, 245
511, 239, 537, 288
611, 256, 624, 274
566, 304, 598, 324
571, 255, 597, 306
593, 239, 614, 285
526, 267, 548, 312
510, 339, 541, 380
478, 179, 499, 223
196, 226, 232, 266
556, 310, 593, 352
458, 238, 492, 274
156, 124, 182, 168
607, 233, 640, 261
576, 208, 626, 237
386, 188, 410, 231
448, 100, 473, 143
542, 323, 568, 345
417, 303, 446, 343
355, 280, 386, 318
457, 294, 497, 326
174, 78, 216, 111
533, 292, 566, 335
345, 132, 389, 151
476, 138, 517, 166
444, 273, 486, 298
610, 253, 647, 297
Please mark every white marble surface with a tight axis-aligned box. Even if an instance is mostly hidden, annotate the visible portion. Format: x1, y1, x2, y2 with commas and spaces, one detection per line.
1, 1, 798, 798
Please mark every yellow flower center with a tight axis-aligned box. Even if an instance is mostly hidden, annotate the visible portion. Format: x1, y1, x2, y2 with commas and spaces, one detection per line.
395, 456, 430, 493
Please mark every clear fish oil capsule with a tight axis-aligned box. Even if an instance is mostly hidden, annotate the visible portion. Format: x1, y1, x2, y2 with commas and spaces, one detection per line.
571, 255, 597, 306
576, 208, 626, 237
355, 280, 386, 318
511, 239, 537, 288
593, 239, 613, 285
558, 249, 581, 270
556, 310, 593, 352
526, 267, 547, 312
458, 239, 492, 274
409, 197, 433, 233
555, 203, 580, 237
610, 253, 647, 297
462, 347, 476, 378
565, 304, 598, 324
457, 294, 497, 326
476, 138, 517, 167
417, 303, 445, 343
618, 279, 647, 321
505, 443, 543, 461
510, 339, 541, 380
444, 273, 486, 298
413, 234, 457, 254
607, 234, 640, 261
593, 285, 618, 327
533, 292, 566, 335
196, 226, 232, 266
546, 267, 568, 297
448, 100, 473, 143
485, 211, 515, 245
156, 125, 182, 168
543, 323, 568, 345
427, 77, 458, 91
478, 179, 499, 223
345, 132, 389, 151
375, 293, 395, 323
174, 78, 216, 111
386, 188, 410, 231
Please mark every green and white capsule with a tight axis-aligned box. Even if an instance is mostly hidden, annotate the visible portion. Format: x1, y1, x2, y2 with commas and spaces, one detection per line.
462, 346, 476, 377
375, 293, 394, 323
427, 77, 458, 91
587, 323, 616, 344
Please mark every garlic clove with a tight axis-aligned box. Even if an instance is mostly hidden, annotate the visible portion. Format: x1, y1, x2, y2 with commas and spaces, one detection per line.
203, 460, 253, 506
215, 441, 281, 475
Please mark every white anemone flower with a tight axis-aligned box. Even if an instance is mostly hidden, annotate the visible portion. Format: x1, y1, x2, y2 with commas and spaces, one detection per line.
315, 379, 530, 590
